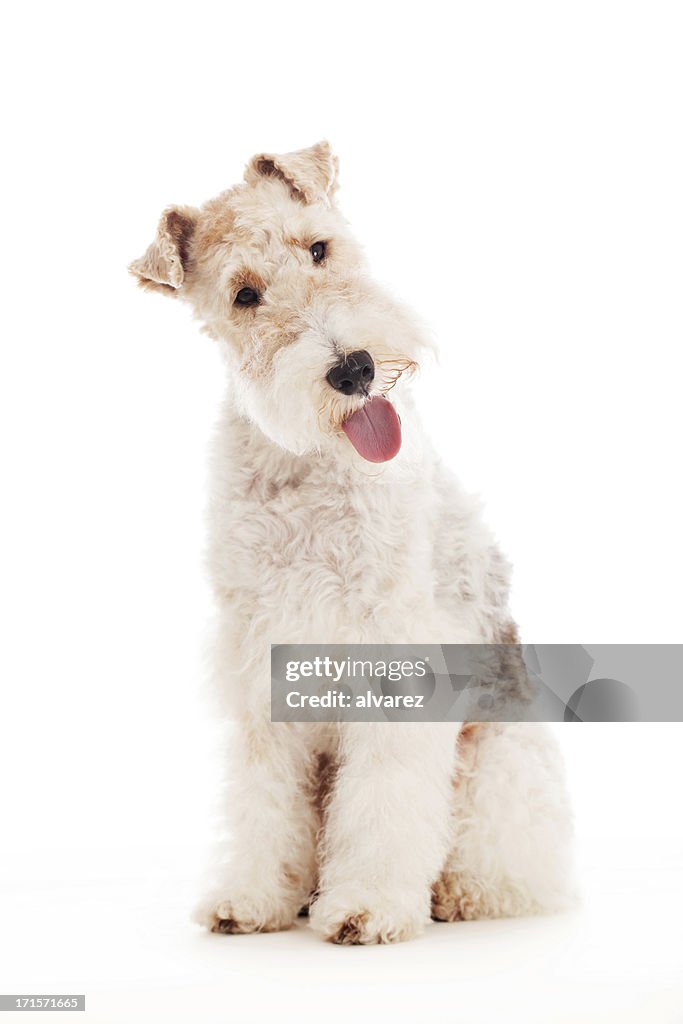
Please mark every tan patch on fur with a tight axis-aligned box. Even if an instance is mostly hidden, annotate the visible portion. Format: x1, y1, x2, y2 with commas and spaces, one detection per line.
431, 876, 477, 922
230, 267, 268, 300
282, 865, 304, 890
211, 913, 284, 935
133, 277, 178, 297
459, 722, 481, 741
253, 158, 306, 201
211, 915, 242, 934
331, 912, 370, 944
312, 751, 338, 819
238, 318, 303, 379
453, 721, 484, 791
193, 198, 238, 259
285, 233, 324, 252
496, 639, 536, 701
129, 204, 198, 291
245, 141, 338, 204
166, 209, 196, 269
495, 621, 520, 644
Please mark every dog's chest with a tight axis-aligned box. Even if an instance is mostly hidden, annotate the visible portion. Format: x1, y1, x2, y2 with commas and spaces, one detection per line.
211, 460, 438, 641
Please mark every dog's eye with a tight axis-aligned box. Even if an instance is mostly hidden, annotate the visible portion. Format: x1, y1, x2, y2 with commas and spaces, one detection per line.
234, 287, 260, 307
310, 241, 327, 264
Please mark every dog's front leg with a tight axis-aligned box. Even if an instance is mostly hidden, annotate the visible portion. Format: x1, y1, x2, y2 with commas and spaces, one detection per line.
194, 719, 318, 934
310, 723, 457, 944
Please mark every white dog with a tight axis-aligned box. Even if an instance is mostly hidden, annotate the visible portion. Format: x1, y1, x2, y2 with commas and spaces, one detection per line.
130, 142, 574, 944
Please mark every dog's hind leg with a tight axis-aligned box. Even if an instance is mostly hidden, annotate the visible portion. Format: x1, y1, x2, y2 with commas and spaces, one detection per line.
193, 718, 320, 934
432, 722, 576, 922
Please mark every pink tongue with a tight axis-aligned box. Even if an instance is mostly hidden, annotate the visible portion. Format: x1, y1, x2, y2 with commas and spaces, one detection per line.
341, 397, 402, 463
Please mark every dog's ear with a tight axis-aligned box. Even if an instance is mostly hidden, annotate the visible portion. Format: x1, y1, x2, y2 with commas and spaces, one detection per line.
245, 141, 339, 204
129, 206, 199, 295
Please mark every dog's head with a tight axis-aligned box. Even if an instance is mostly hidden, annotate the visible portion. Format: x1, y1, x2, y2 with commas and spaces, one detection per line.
130, 142, 429, 463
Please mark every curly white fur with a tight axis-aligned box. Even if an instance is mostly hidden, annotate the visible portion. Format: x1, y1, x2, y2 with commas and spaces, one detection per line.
131, 142, 575, 944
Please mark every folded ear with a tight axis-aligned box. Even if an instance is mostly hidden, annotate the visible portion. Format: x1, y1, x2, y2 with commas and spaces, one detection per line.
129, 206, 198, 294
244, 140, 339, 204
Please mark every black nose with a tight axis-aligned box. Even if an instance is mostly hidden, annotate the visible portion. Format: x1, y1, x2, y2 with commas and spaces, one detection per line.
326, 350, 375, 395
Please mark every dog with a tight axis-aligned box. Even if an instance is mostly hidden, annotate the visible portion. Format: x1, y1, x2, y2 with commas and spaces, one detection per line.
130, 142, 574, 944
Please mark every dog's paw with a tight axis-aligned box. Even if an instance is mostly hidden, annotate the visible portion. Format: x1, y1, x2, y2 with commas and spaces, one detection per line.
309, 892, 426, 944
193, 890, 297, 935
431, 874, 483, 921
430, 871, 577, 921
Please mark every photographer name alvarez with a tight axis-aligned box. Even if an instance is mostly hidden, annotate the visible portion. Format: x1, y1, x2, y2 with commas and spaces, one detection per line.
285, 690, 425, 709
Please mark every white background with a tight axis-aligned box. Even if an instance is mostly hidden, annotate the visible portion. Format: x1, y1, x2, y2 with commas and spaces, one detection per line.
1, 2, 682, 1021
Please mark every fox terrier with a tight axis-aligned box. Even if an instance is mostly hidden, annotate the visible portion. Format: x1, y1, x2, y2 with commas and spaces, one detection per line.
130, 142, 574, 944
